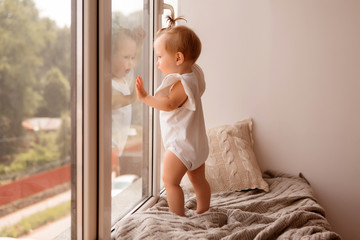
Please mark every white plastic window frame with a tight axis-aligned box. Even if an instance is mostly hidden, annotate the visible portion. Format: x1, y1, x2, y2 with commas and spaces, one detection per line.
74, 0, 165, 239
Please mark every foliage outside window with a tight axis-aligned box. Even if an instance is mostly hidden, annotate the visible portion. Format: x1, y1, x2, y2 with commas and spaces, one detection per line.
0, 0, 71, 238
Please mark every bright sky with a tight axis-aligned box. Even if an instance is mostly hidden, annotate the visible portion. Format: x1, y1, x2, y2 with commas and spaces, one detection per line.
34, 0, 71, 27
33, 0, 178, 28
112, 0, 143, 15
33, 0, 142, 27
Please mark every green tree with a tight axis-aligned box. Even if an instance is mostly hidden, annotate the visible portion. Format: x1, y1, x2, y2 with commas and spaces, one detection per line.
0, 0, 71, 158
10, 142, 58, 173
54, 27, 71, 81
0, 0, 44, 138
0, 0, 52, 158
0, 115, 15, 156
35, 19, 71, 83
36, 67, 70, 117
56, 113, 71, 161
0, 131, 60, 178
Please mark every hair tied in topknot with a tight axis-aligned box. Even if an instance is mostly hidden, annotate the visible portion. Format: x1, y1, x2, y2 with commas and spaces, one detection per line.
166, 15, 187, 29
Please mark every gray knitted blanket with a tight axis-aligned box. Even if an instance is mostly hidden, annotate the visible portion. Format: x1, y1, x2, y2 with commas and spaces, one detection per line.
113, 171, 341, 240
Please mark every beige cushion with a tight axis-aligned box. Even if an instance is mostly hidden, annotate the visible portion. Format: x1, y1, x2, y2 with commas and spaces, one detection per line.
182, 119, 269, 193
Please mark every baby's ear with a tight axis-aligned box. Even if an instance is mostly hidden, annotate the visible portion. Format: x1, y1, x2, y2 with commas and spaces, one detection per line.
175, 52, 185, 65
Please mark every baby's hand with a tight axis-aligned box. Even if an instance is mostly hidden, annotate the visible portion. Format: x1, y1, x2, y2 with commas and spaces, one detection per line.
135, 76, 148, 101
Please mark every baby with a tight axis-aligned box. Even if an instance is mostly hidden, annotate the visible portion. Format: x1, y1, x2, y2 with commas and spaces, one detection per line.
111, 27, 141, 176
136, 16, 210, 216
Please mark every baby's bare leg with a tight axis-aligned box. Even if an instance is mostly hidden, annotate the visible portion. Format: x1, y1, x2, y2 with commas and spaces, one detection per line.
187, 164, 210, 214
162, 151, 188, 216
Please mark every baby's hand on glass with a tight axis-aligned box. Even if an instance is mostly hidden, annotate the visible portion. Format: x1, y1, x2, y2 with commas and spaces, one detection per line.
135, 76, 147, 101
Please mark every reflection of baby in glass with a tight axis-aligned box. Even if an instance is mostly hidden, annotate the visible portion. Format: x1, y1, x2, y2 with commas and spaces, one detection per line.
111, 27, 142, 176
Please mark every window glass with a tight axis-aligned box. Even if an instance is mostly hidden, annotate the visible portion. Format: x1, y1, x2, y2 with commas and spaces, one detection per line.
0, 0, 71, 238
111, 0, 150, 224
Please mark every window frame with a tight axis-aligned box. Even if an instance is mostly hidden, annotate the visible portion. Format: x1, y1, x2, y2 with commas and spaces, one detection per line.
71, 0, 84, 239
81, 0, 99, 239
75, 0, 164, 239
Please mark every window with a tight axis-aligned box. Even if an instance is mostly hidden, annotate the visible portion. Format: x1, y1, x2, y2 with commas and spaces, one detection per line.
0, 0, 72, 238
110, 0, 151, 224
0, 0, 177, 239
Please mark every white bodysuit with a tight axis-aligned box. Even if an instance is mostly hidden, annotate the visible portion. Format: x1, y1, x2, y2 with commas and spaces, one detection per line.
155, 64, 209, 171
112, 79, 132, 155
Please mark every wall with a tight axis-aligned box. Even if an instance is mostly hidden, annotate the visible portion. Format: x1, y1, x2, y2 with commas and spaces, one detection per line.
0, 165, 70, 206
179, 1, 360, 239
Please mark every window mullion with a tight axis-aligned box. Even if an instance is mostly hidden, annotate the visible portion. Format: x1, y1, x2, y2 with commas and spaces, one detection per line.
98, 0, 112, 239
82, 0, 99, 239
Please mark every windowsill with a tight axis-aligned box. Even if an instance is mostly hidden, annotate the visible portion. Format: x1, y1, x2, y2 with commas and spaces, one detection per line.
110, 178, 159, 239
55, 178, 159, 239
110, 195, 159, 240
111, 177, 143, 225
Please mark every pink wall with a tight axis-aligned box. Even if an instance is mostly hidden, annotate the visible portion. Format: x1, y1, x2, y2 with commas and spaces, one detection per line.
180, 1, 360, 239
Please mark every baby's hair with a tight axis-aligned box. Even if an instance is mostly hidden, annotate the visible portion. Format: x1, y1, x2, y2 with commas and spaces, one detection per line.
165, 15, 187, 29
112, 27, 136, 52
156, 16, 201, 63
